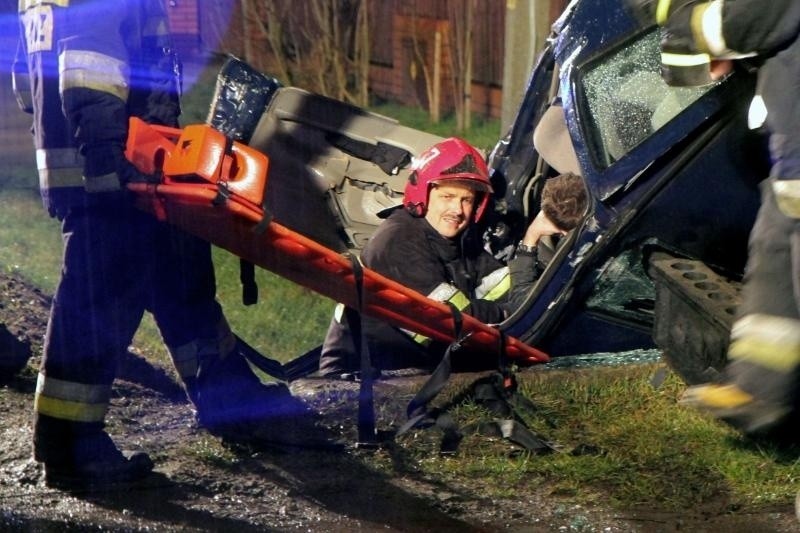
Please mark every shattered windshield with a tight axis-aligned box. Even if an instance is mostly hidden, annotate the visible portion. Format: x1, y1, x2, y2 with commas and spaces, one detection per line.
581, 30, 713, 167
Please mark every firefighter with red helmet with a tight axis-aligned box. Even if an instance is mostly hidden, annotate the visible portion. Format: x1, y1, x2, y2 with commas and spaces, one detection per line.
630, 0, 800, 435
15, 0, 292, 489
319, 138, 586, 375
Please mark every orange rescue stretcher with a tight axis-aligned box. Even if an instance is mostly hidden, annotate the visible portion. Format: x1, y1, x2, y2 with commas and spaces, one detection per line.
124, 117, 550, 366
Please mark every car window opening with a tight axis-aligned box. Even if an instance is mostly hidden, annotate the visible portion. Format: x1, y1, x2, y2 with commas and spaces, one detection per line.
581, 30, 712, 168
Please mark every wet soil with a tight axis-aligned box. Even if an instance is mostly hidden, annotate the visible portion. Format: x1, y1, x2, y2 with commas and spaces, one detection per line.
0, 270, 798, 532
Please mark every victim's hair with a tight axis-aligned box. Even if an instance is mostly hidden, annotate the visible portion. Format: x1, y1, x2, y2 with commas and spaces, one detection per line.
541, 172, 588, 231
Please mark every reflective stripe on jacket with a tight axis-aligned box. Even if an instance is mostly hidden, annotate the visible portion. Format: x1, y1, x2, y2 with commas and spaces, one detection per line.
16, 0, 180, 194
665, 0, 800, 216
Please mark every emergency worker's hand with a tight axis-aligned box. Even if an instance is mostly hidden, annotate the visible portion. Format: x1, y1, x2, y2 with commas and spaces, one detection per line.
774, 180, 800, 220
42, 188, 82, 221
84, 143, 160, 186
112, 147, 162, 186
710, 59, 734, 80
74, 144, 159, 213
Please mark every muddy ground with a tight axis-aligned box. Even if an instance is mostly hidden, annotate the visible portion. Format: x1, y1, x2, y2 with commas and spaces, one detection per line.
0, 270, 798, 532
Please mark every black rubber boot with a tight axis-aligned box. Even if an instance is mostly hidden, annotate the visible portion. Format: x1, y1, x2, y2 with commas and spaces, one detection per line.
193, 348, 342, 451
34, 415, 154, 491
193, 348, 298, 431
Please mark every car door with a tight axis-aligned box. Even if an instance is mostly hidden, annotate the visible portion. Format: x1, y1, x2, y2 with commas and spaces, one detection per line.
492, 1, 766, 357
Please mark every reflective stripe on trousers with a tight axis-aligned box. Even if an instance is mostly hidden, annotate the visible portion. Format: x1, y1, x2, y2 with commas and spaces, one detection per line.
34, 373, 110, 423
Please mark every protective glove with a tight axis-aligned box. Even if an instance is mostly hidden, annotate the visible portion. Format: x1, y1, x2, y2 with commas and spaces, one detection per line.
85, 143, 160, 187
41, 138, 161, 221
774, 180, 800, 220
79, 144, 159, 211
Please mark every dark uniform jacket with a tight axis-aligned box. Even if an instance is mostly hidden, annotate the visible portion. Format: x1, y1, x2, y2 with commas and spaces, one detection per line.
15, 0, 181, 218
319, 208, 539, 375
664, 0, 800, 215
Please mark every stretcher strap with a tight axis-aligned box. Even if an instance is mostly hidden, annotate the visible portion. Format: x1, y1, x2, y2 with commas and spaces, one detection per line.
240, 259, 258, 306
395, 302, 464, 450
346, 253, 378, 447
235, 335, 287, 381
395, 305, 555, 453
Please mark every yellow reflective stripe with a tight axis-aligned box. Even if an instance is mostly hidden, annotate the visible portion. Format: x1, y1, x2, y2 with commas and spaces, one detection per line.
427, 283, 470, 311
19, 0, 68, 11
484, 274, 510, 301
403, 284, 471, 346
689, 3, 712, 53
688, 383, 754, 409
399, 325, 431, 345
475, 266, 509, 300
59, 50, 128, 102
409, 330, 432, 346
448, 290, 470, 311
36, 147, 82, 171
35, 394, 108, 422
728, 338, 800, 373
38, 168, 84, 190
478, 267, 511, 302
773, 180, 800, 219
428, 282, 459, 302
700, 0, 727, 55
728, 314, 800, 373
655, 0, 671, 25
34, 373, 109, 423
661, 51, 711, 67
36, 373, 111, 403
21, 5, 54, 53
333, 302, 346, 323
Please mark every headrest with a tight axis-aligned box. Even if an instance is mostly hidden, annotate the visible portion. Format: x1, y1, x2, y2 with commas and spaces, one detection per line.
533, 104, 581, 175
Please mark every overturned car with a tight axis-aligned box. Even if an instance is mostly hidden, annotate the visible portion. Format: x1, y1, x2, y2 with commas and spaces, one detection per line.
186, 0, 767, 383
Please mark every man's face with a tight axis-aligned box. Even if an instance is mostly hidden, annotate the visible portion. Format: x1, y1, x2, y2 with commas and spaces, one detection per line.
424, 183, 477, 239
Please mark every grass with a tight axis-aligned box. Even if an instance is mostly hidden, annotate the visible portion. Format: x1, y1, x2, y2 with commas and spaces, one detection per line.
2, 63, 798, 516
0, 189, 62, 292
367, 100, 502, 152
392, 365, 800, 511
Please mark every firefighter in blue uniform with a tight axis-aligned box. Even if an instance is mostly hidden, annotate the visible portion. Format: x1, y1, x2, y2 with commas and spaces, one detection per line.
632, 0, 800, 435
15, 0, 288, 489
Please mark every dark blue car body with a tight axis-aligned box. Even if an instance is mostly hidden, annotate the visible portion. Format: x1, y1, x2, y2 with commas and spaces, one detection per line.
487, 1, 766, 364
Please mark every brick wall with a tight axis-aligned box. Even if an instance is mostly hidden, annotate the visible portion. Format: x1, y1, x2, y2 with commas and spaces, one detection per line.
167, 0, 201, 55
369, 12, 503, 119
187, 1, 564, 120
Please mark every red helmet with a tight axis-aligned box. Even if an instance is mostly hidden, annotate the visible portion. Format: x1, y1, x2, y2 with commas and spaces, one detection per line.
404, 137, 493, 222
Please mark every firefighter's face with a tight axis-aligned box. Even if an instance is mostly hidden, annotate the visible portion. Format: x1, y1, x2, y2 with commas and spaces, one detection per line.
425, 183, 476, 238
